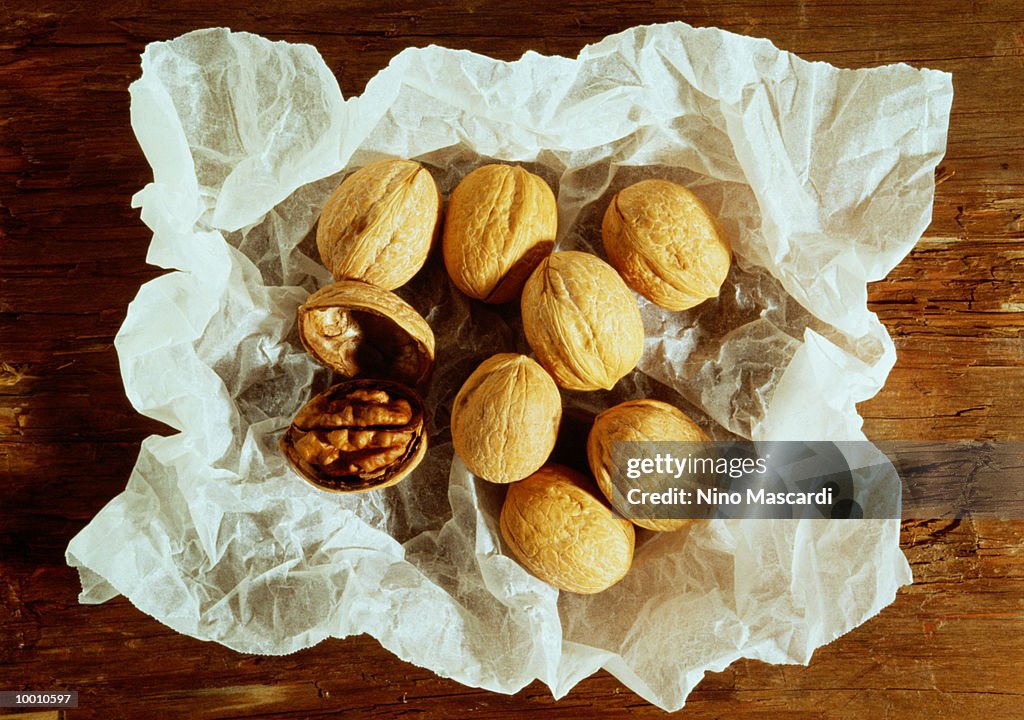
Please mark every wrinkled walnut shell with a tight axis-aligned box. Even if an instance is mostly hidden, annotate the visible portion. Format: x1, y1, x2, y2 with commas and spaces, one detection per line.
587, 399, 709, 532
500, 464, 635, 594
298, 280, 435, 386
316, 159, 441, 290
521, 251, 644, 391
280, 380, 427, 493
450, 353, 562, 484
602, 179, 731, 311
443, 164, 557, 304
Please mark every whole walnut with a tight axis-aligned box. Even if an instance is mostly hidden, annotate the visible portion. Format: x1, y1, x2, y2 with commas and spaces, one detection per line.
602, 179, 731, 311
521, 251, 644, 391
316, 159, 441, 290
500, 465, 635, 594
450, 354, 562, 484
443, 164, 557, 303
587, 399, 709, 532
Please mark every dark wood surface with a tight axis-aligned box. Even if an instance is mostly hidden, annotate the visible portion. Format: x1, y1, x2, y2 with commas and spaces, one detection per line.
2, 2, 1022, 718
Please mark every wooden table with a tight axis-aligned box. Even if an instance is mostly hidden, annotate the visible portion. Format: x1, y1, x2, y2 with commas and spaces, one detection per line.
2, 2, 1022, 718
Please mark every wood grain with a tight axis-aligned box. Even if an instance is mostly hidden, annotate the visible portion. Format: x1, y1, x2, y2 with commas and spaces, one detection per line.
2, 1, 1022, 718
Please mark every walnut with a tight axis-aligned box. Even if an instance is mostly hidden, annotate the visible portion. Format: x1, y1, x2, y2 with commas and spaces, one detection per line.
499, 465, 635, 594
450, 353, 562, 484
280, 380, 427, 493
587, 399, 709, 532
521, 250, 644, 391
602, 179, 731, 311
442, 164, 557, 303
316, 159, 441, 290
298, 280, 435, 386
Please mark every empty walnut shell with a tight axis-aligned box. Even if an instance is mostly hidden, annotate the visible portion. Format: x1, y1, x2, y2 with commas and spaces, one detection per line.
298, 280, 435, 386
588, 399, 709, 532
602, 179, 731, 311
450, 353, 562, 484
316, 159, 441, 290
500, 465, 635, 594
443, 164, 557, 304
521, 251, 644, 391
280, 380, 427, 493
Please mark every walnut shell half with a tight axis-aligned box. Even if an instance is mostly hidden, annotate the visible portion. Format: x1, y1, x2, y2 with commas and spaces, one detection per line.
587, 399, 708, 532
500, 464, 635, 594
443, 164, 557, 304
450, 353, 562, 484
521, 251, 644, 391
298, 280, 435, 386
280, 380, 427, 493
316, 159, 441, 290
602, 179, 731, 311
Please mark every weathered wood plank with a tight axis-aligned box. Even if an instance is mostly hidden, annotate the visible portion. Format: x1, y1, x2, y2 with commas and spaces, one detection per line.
2, 1, 1022, 718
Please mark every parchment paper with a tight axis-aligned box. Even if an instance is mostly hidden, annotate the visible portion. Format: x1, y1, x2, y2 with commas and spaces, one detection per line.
66, 23, 952, 710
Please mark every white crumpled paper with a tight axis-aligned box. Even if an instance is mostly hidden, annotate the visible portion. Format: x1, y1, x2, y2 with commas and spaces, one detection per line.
66, 24, 952, 710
